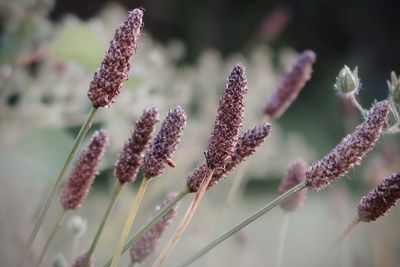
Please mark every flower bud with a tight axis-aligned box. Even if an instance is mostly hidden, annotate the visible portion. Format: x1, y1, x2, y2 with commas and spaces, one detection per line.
388, 71, 400, 105
334, 65, 360, 96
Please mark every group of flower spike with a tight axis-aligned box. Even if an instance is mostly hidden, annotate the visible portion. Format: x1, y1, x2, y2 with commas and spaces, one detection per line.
23, 7, 400, 267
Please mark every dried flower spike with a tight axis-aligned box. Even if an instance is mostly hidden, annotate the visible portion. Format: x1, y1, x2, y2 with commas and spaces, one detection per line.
358, 171, 400, 222
204, 63, 248, 169
130, 192, 180, 263
143, 106, 186, 178
187, 122, 272, 192
306, 101, 389, 191
88, 9, 144, 107
264, 50, 316, 118
71, 252, 94, 267
60, 130, 109, 209
115, 107, 160, 183
278, 159, 308, 211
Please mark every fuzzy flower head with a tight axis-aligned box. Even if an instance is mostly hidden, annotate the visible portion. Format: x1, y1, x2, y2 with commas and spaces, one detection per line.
187, 122, 272, 192
115, 107, 160, 183
264, 50, 316, 118
143, 106, 186, 179
334, 65, 361, 97
204, 63, 248, 170
358, 171, 400, 222
60, 130, 109, 209
88, 8, 144, 107
306, 101, 389, 191
130, 192, 180, 263
71, 252, 94, 267
278, 159, 308, 212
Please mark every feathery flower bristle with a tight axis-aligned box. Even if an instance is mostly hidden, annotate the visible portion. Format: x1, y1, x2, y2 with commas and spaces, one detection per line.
71, 252, 94, 267
278, 159, 308, 211
143, 106, 186, 178
264, 50, 316, 118
204, 63, 248, 169
115, 107, 160, 183
60, 130, 109, 209
306, 101, 389, 191
357, 171, 400, 222
130, 192, 180, 263
88, 8, 144, 107
187, 122, 272, 192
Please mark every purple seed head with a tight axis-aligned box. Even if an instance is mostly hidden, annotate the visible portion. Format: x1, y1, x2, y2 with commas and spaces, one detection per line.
187, 122, 272, 192
60, 130, 109, 209
306, 101, 389, 191
278, 159, 308, 212
143, 106, 186, 179
264, 50, 316, 118
71, 252, 94, 267
357, 171, 400, 222
204, 63, 248, 169
115, 107, 160, 183
130, 192, 180, 263
88, 8, 144, 108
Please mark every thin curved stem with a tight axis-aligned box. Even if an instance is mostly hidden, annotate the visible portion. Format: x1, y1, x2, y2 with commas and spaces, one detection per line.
102, 188, 189, 267
35, 209, 68, 267
349, 95, 368, 118
109, 177, 150, 267
23, 106, 97, 267
176, 181, 308, 267
152, 169, 215, 267
275, 212, 289, 267
82, 181, 125, 267
332, 218, 360, 253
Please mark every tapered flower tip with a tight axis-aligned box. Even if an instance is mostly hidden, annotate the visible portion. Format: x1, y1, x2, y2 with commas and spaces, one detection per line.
357, 171, 400, 222
205, 63, 247, 169
60, 130, 109, 209
115, 107, 160, 183
143, 106, 187, 178
88, 8, 144, 108
278, 159, 308, 212
71, 252, 94, 267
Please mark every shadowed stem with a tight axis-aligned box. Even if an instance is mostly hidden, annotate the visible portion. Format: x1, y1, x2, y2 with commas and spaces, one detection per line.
349, 95, 368, 118
152, 169, 215, 267
275, 212, 289, 267
176, 181, 308, 267
82, 181, 125, 267
102, 189, 189, 267
110, 177, 150, 267
23, 106, 98, 267
330, 217, 360, 256
35, 209, 68, 267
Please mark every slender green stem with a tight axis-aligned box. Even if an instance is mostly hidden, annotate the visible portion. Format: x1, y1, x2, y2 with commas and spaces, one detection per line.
275, 212, 289, 267
349, 95, 368, 118
109, 178, 150, 267
23, 106, 97, 267
82, 181, 125, 267
101, 188, 189, 267
177, 181, 309, 267
152, 169, 215, 267
35, 209, 68, 267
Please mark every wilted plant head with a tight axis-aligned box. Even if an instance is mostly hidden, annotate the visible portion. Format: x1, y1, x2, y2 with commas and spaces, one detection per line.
358, 171, 400, 222
71, 252, 94, 267
187, 122, 272, 192
115, 107, 160, 183
278, 159, 308, 212
306, 101, 389, 191
334, 65, 361, 97
143, 106, 186, 178
60, 130, 109, 209
130, 192, 180, 263
204, 63, 248, 170
264, 50, 316, 118
88, 8, 144, 108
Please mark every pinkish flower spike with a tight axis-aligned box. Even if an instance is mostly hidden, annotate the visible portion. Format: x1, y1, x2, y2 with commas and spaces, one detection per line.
71, 252, 94, 267
88, 8, 144, 107
60, 130, 109, 209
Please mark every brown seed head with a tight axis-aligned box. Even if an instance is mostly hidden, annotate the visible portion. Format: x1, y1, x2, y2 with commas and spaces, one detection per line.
71, 252, 94, 267
187, 122, 272, 192
130, 192, 180, 263
60, 130, 109, 209
357, 171, 400, 222
115, 107, 160, 183
264, 50, 316, 118
278, 159, 308, 212
88, 8, 144, 107
306, 101, 389, 191
143, 106, 186, 178
204, 63, 248, 169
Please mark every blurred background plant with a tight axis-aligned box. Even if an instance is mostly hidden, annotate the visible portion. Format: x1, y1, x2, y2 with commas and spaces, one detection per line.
1, 0, 400, 266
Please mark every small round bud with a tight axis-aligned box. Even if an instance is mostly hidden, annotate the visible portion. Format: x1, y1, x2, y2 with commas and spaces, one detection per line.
67, 215, 87, 237
334, 65, 360, 96
388, 71, 400, 105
